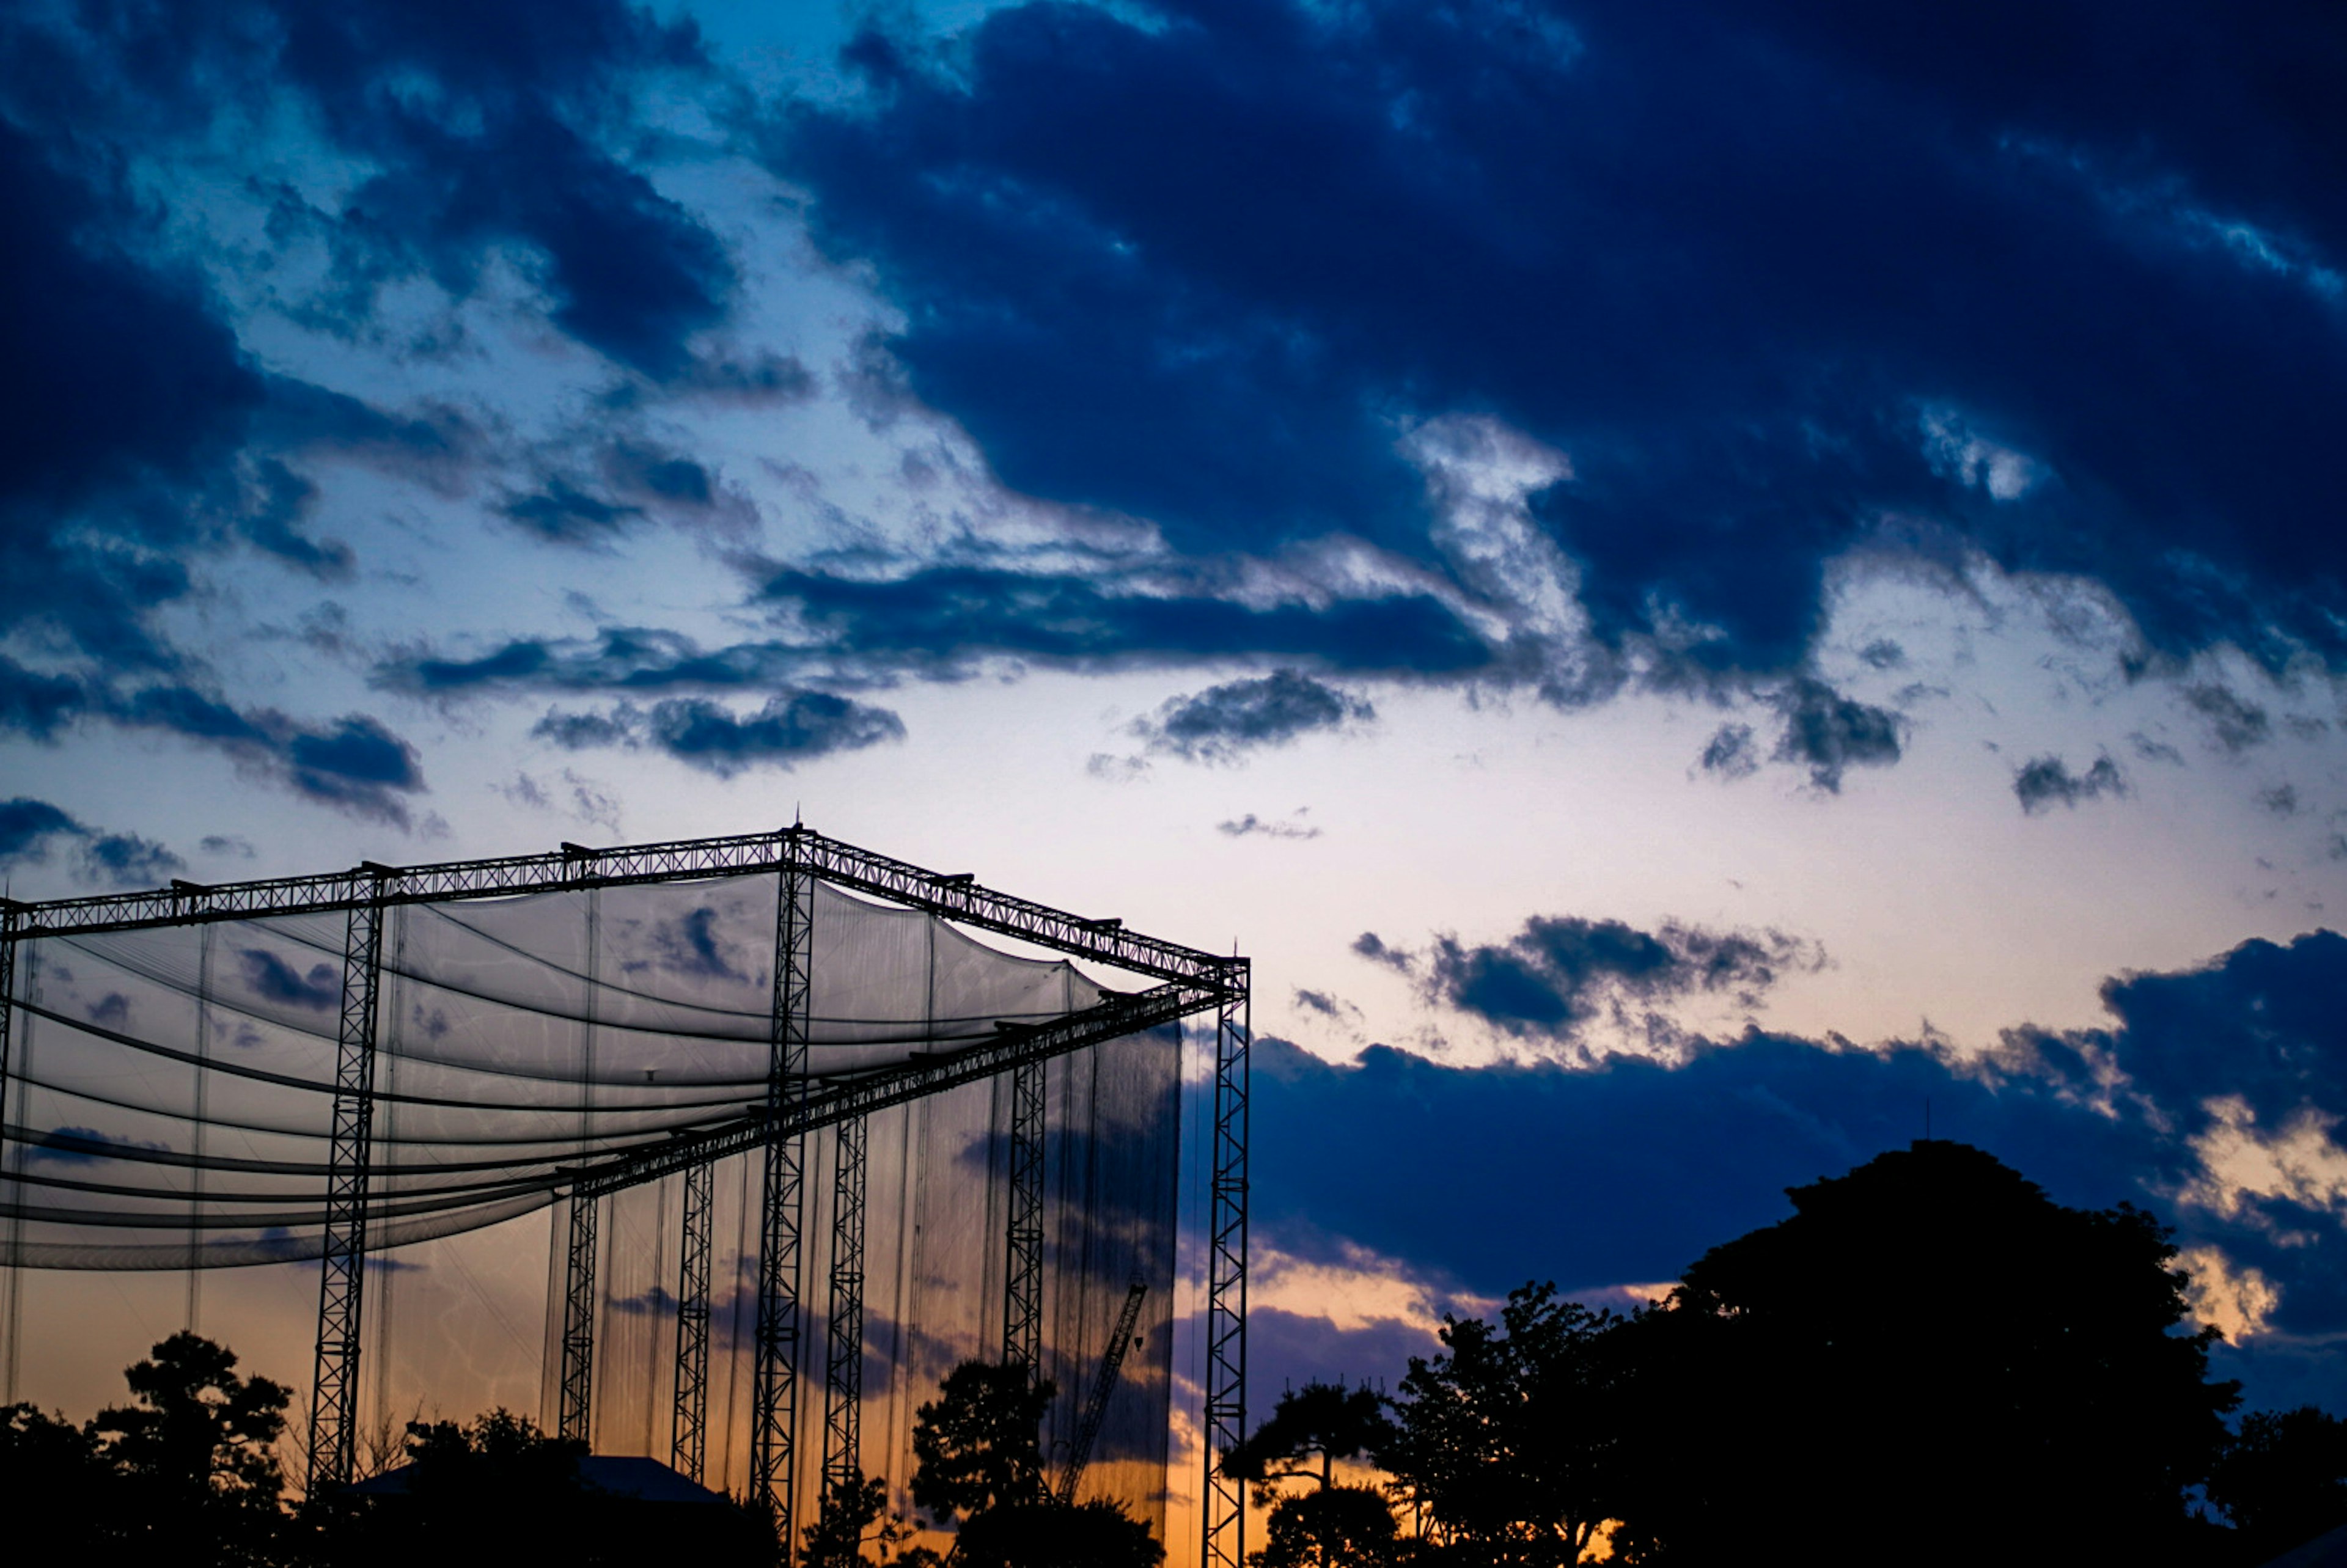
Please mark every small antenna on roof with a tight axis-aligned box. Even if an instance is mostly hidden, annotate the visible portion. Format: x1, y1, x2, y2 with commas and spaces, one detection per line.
794, 801, 802, 827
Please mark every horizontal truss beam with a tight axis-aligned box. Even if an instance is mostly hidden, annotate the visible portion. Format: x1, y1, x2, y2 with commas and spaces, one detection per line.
2, 828, 1238, 987
573, 980, 1211, 1203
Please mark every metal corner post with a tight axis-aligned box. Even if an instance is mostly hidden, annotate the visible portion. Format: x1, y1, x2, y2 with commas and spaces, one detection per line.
672, 1159, 716, 1480
0, 904, 17, 1178
557, 1192, 600, 1442
752, 832, 816, 1546
307, 875, 389, 1496
1003, 1058, 1046, 1374
558, 884, 603, 1444
821, 1111, 867, 1497
1202, 963, 1250, 1568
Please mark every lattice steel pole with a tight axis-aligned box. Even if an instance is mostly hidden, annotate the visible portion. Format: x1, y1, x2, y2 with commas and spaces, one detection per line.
306, 879, 389, 1497
558, 1192, 600, 1443
1002, 1059, 1046, 1375
1202, 964, 1250, 1568
821, 1113, 867, 1497
0, 907, 16, 1403
671, 1159, 715, 1480
752, 833, 815, 1543
0, 904, 17, 1176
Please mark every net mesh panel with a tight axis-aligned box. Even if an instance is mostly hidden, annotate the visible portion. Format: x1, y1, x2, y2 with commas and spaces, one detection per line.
0, 873, 1179, 1536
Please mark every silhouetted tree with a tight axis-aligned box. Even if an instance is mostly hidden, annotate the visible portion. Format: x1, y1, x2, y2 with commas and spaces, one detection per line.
1225, 1382, 1400, 1568
89, 1331, 290, 1564
0, 1402, 124, 1563
911, 1360, 1056, 1525
1608, 1141, 2238, 1567
2208, 1405, 2347, 1561
952, 1497, 1163, 1568
1251, 1486, 1402, 1568
1383, 1283, 1625, 1567
1228, 1382, 1394, 1493
908, 1359, 1161, 1568
804, 1467, 924, 1567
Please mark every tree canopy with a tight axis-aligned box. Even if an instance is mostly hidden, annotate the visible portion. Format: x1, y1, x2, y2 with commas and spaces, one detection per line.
906, 1358, 1161, 1568
2206, 1405, 2347, 1563
1384, 1285, 1625, 1568
1609, 1140, 2238, 1566
1228, 1382, 1400, 1568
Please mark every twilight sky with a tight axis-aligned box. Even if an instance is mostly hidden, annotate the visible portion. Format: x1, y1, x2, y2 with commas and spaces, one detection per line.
9, 0, 2347, 1540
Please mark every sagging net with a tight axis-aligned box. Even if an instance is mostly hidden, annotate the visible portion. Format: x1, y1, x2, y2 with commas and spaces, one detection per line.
0, 873, 1180, 1528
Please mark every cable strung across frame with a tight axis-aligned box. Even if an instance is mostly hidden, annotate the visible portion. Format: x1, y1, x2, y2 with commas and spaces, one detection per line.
0, 826, 1253, 1568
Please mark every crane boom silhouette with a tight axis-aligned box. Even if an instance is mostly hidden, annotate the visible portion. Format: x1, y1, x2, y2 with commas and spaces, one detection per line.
1058, 1278, 1150, 1503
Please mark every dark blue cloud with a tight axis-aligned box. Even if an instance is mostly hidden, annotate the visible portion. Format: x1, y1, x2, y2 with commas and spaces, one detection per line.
268, 0, 730, 378
1138, 670, 1372, 762
25, 1126, 168, 1166
94, 689, 427, 825
237, 458, 351, 579
530, 708, 636, 751
1363, 915, 1815, 1045
1218, 813, 1320, 841
75, 832, 185, 887
1251, 1032, 2143, 1300
2014, 753, 2127, 813
533, 690, 906, 777
1697, 722, 1760, 781
1693, 680, 1906, 789
0, 797, 182, 887
499, 481, 645, 544
774, 0, 2347, 674
2184, 683, 2273, 755
0, 658, 84, 741
0, 798, 82, 868
0, 115, 263, 670
763, 565, 1493, 676
238, 948, 343, 1011
377, 628, 817, 698
6, 0, 733, 381
286, 716, 424, 808
635, 907, 751, 984
1769, 678, 1903, 791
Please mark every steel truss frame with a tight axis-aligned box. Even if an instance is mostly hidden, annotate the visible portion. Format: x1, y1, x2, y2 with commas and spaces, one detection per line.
752, 852, 815, 1539
306, 887, 387, 1494
1203, 980, 1251, 1568
557, 1193, 599, 1443
821, 1109, 867, 1497
0, 906, 18, 1186
0, 905, 18, 1394
670, 1159, 714, 1481
0, 827, 1251, 1560
6, 830, 1228, 989
1002, 1059, 1045, 1372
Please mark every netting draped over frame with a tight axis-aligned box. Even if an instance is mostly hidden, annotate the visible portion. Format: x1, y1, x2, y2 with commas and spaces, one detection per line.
0, 869, 1180, 1523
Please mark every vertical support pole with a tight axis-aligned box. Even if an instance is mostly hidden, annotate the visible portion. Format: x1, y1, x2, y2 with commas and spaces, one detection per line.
186, 924, 212, 1328
0, 904, 17, 1184
0, 907, 17, 1402
1202, 964, 1250, 1568
559, 885, 602, 1446
1002, 1059, 1046, 1375
822, 1113, 867, 1495
559, 1189, 600, 1443
672, 1158, 714, 1481
752, 833, 815, 1544
306, 877, 389, 1497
